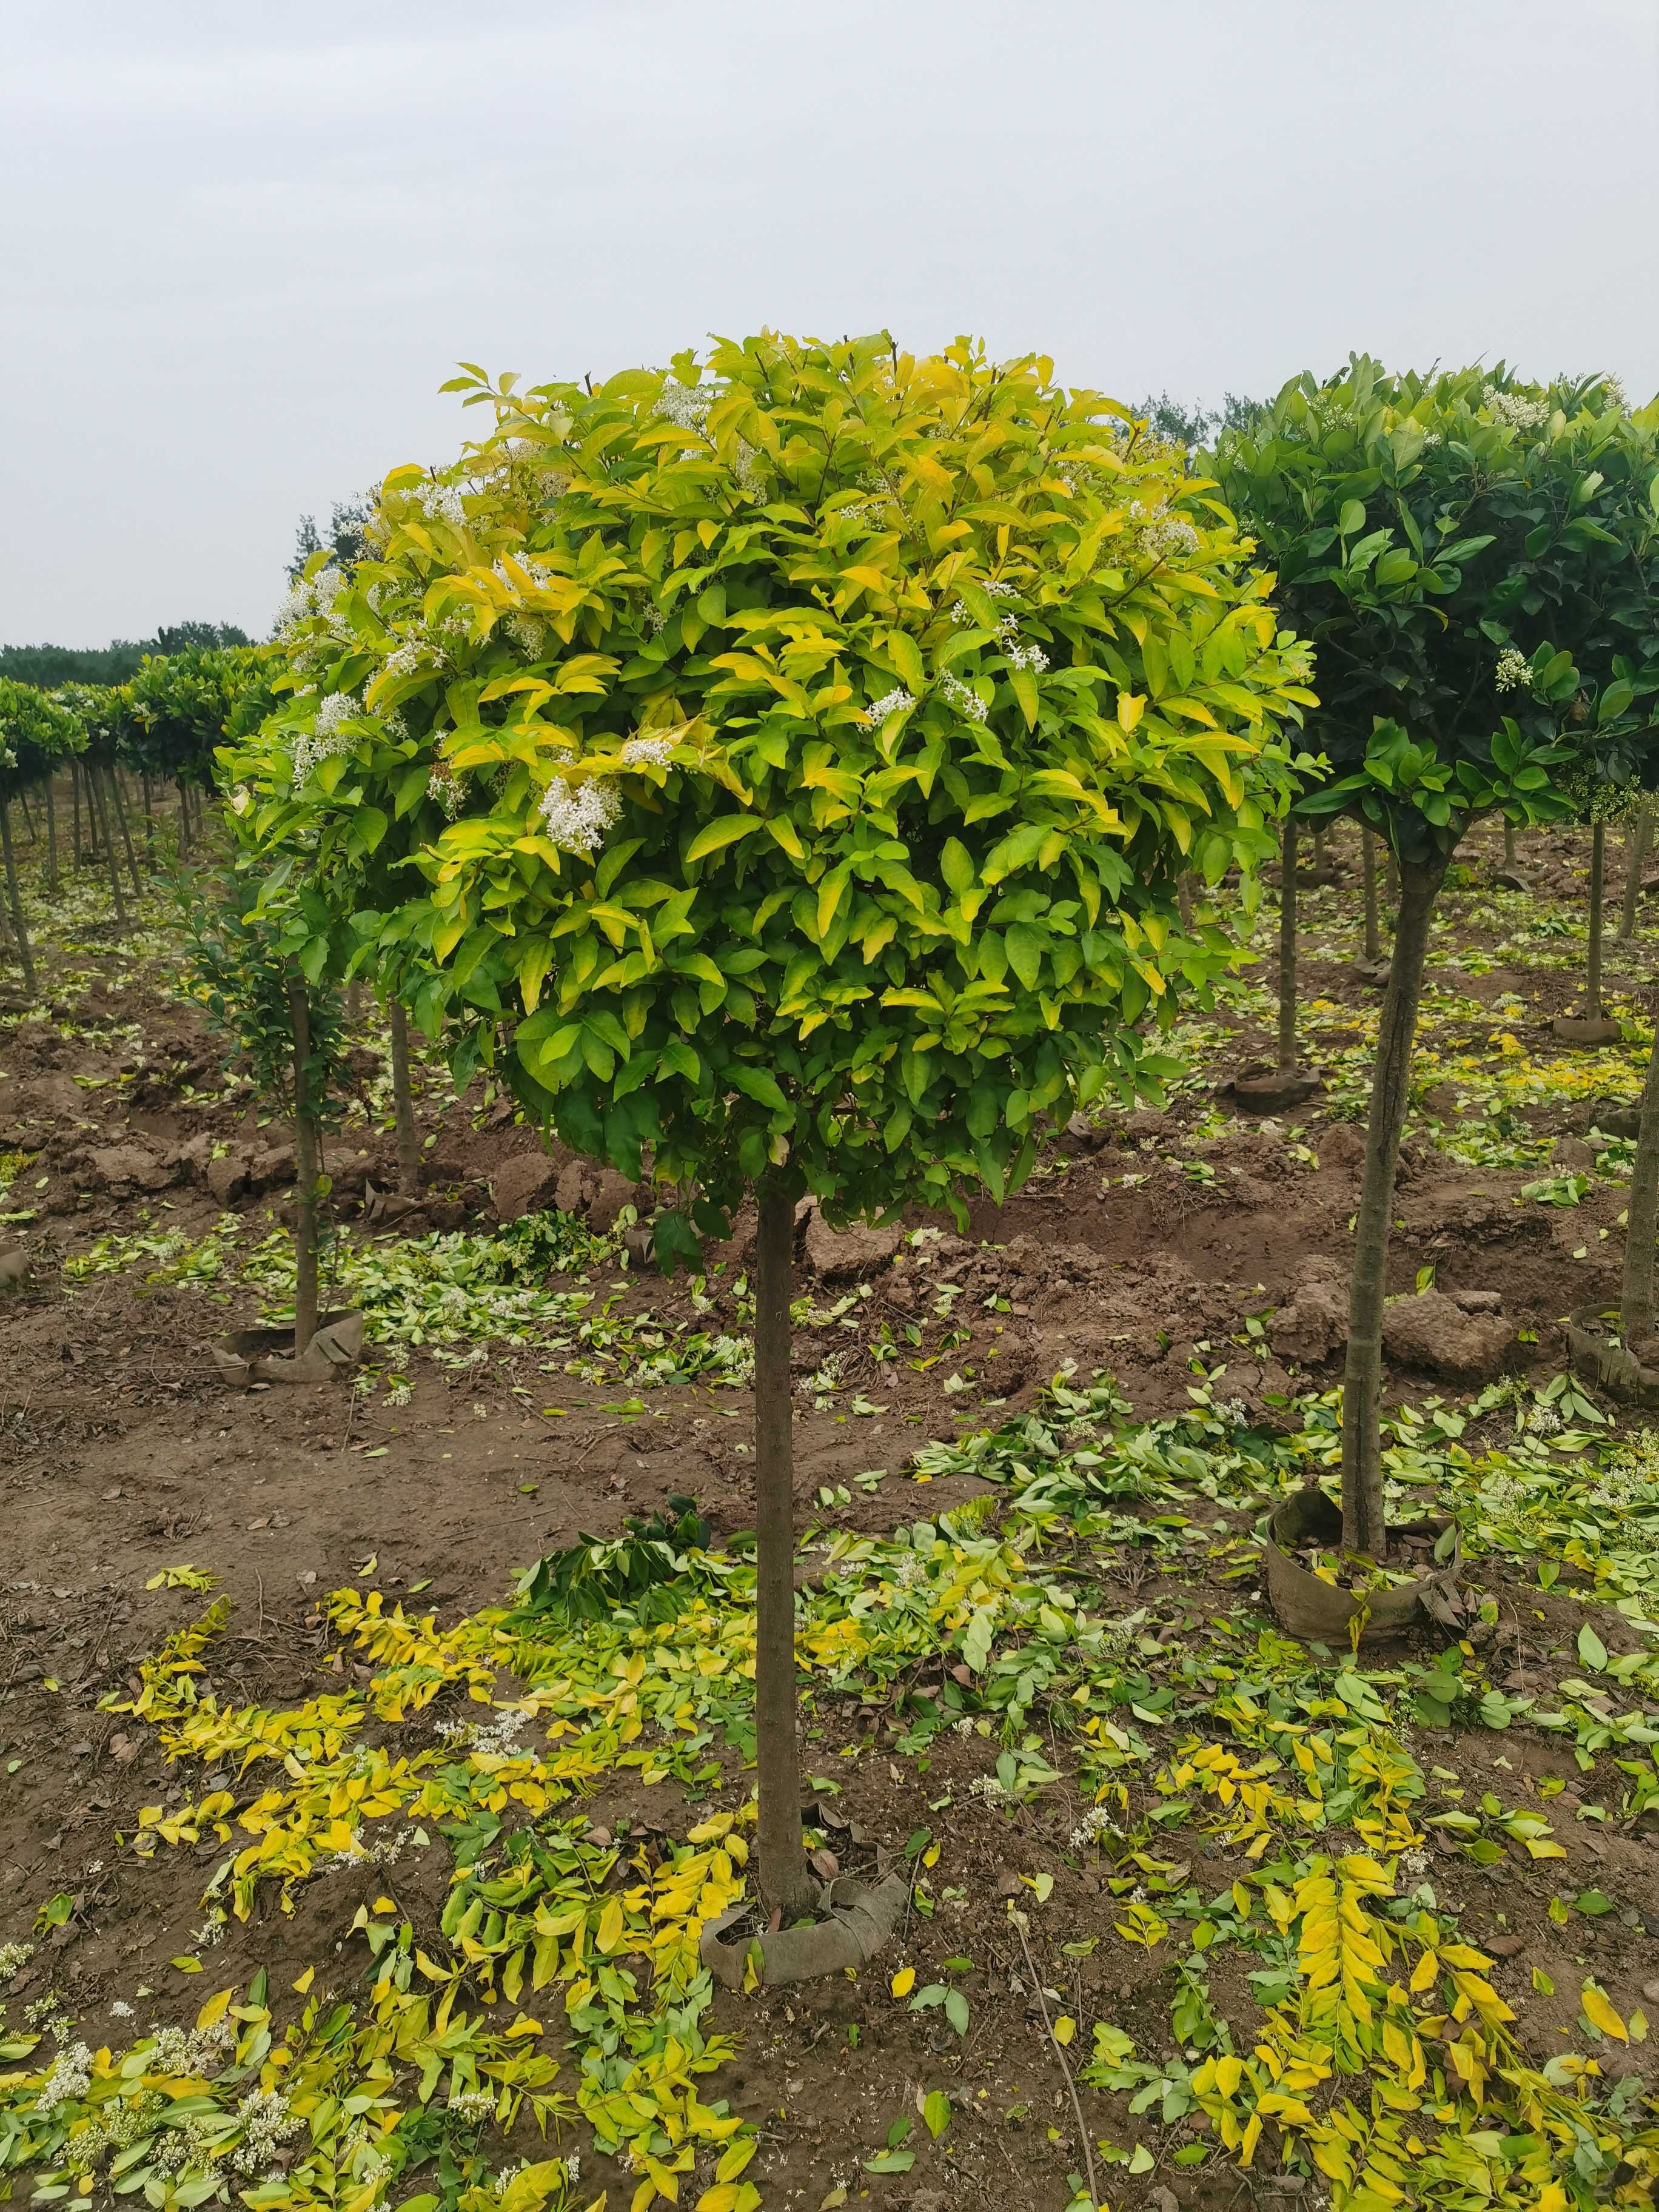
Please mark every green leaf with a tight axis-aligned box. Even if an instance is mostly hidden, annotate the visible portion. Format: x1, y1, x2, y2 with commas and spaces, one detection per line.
1339, 498, 1367, 536
944, 1987, 970, 2035
684, 816, 763, 864
1577, 1623, 1609, 1672
863, 2150, 916, 2173
922, 2090, 951, 2139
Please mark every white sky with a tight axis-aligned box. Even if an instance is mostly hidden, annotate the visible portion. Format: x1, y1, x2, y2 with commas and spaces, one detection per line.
3, 0, 1657, 648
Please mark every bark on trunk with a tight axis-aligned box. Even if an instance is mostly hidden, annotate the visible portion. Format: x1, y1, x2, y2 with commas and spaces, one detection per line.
389, 999, 421, 1196
753, 1178, 816, 1918
289, 974, 321, 1351
45, 777, 58, 899
1620, 1011, 1659, 1347
87, 765, 127, 928
176, 779, 190, 854
1340, 852, 1447, 1557
1585, 820, 1606, 1018
0, 800, 36, 996
1277, 818, 1298, 1072
18, 791, 35, 842
1361, 826, 1381, 962
70, 760, 83, 865
1620, 807, 1652, 942
1503, 817, 1516, 870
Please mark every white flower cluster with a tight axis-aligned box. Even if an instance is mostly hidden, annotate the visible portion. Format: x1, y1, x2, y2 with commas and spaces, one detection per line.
230, 2088, 302, 2176
891, 1552, 927, 1590
1494, 646, 1532, 693
1482, 384, 1550, 433
655, 378, 715, 430
0, 1942, 35, 1983
541, 777, 622, 856
733, 437, 766, 501
446, 2089, 498, 2123
1397, 1847, 1430, 1878
508, 613, 548, 655
427, 765, 464, 819
437, 1705, 530, 1757
38, 2040, 93, 2111
620, 733, 677, 766
493, 552, 554, 589
1005, 637, 1049, 674
863, 687, 915, 723
968, 1773, 1013, 1806
415, 481, 468, 528
144, 2018, 233, 2079
1068, 1805, 1122, 1851
274, 564, 346, 640
292, 691, 361, 783
1598, 374, 1628, 412
940, 671, 988, 725
383, 642, 425, 679
1141, 513, 1201, 562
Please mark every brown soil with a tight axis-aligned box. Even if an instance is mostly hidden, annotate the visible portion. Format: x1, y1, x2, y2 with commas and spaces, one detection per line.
2, 815, 1658, 2208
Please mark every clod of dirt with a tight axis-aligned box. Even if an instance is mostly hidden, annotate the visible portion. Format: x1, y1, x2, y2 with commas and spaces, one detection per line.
1351, 955, 1392, 986
588, 1168, 645, 1233
490, 1150, 563, 1223
0, 1244, 30, 1292
87, 1141, 174, 1195
800, 1205, 902, 1281
1552, 1014, 1624, 1049
1270, 1259, 1349, 1364
1381, 1286, 1517, 1383
1227, 1065, 1322, 1113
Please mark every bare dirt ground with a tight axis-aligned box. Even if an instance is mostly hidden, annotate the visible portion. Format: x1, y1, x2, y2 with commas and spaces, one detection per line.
2, 813, 1658, 2209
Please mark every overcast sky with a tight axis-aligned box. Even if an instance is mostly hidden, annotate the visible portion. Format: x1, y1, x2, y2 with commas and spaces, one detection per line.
3, 0, 1656, 649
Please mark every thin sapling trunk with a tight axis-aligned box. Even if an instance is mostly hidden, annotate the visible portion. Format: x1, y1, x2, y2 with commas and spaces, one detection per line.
87, 765, 127, 930
1621, 806, 1652, 942
389, 998, 421, 1195
1340, 851, 1447, 1557
108, 766, 142, 897
1619, 1004, 1659, 1352
70, 760, 82, 866
1503, 817, 1515, 870
45, 776, 58, 898
288, 973, 321, 1350
752, 1177, 816, 1919
0, 799, 36, 996
1361, 826, 1381, 963
18, 791, 35, 843
1277, 817, 1298, 1073
1585, 820, 1606, 1019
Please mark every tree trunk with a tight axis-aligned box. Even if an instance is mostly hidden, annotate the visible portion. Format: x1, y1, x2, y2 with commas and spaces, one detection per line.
1620, 806, 1651, 942
1277, 818, 1298, 1073
45, 777, 58, 899
752, 1177, 815, 1918
1585, 820, 1605, 1018
107, 765, 142, 897
140, 771, 155, 856
1176, 872, 1193, 931
176, 778, 190, 854
0, 800, 36, 996
1620, 1006, 1659, 1349
87, 765, 127, 928
17, 791, 35, 842
1361, 827, 1381, 962
1340, 852, 1447, 1557
289, 973, 321, 1350
1503, 817, 1516, 870
70, 760, 82, 865
389, 998, 421, 1196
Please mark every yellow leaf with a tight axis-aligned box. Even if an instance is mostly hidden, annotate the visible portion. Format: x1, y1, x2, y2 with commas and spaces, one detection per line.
597, 1896, 626, 1954
195, 1988, 233, 2031
292, 1967, 316, 1994
891, 1968, 915, 1998
1581, 1982, 1629, 2042
1052, 2016, 1076, 2046
170, 1956, 203, 1973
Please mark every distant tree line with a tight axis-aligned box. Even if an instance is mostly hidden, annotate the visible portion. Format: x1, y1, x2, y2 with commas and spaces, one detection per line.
0, 622, 251, 691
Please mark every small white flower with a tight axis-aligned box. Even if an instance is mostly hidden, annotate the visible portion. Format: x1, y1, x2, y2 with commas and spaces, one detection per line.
415, 481, 468, 528
939, 671, 988, 725
109, 1999, 134, 2019
619, 734, 678, 767
1494, 646, 1532, 693
1482, 384, 1549, 433
863, 687, 915, 723
1141, 514, 1201, 562
540, 777, 621, 856
38, 2041, 93, 2111
1598, 373, 1628, 412
655, 378, 716, 430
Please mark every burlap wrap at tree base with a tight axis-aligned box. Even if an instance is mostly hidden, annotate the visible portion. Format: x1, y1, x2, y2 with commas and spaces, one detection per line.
212, 1310, 364, 1385
700, 1871, 908, 1989
1567, 1304, 1659, 1410
1264, 1485, 1463, 1645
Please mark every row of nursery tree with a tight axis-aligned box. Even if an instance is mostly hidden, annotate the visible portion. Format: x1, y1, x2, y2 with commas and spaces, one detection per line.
10, 338, 1659, 1942
0, 644, 275, 987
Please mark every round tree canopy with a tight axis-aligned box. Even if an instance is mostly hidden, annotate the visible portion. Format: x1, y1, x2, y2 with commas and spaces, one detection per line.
1212, 360, 1659, 858
235, 333, 1315, 1236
